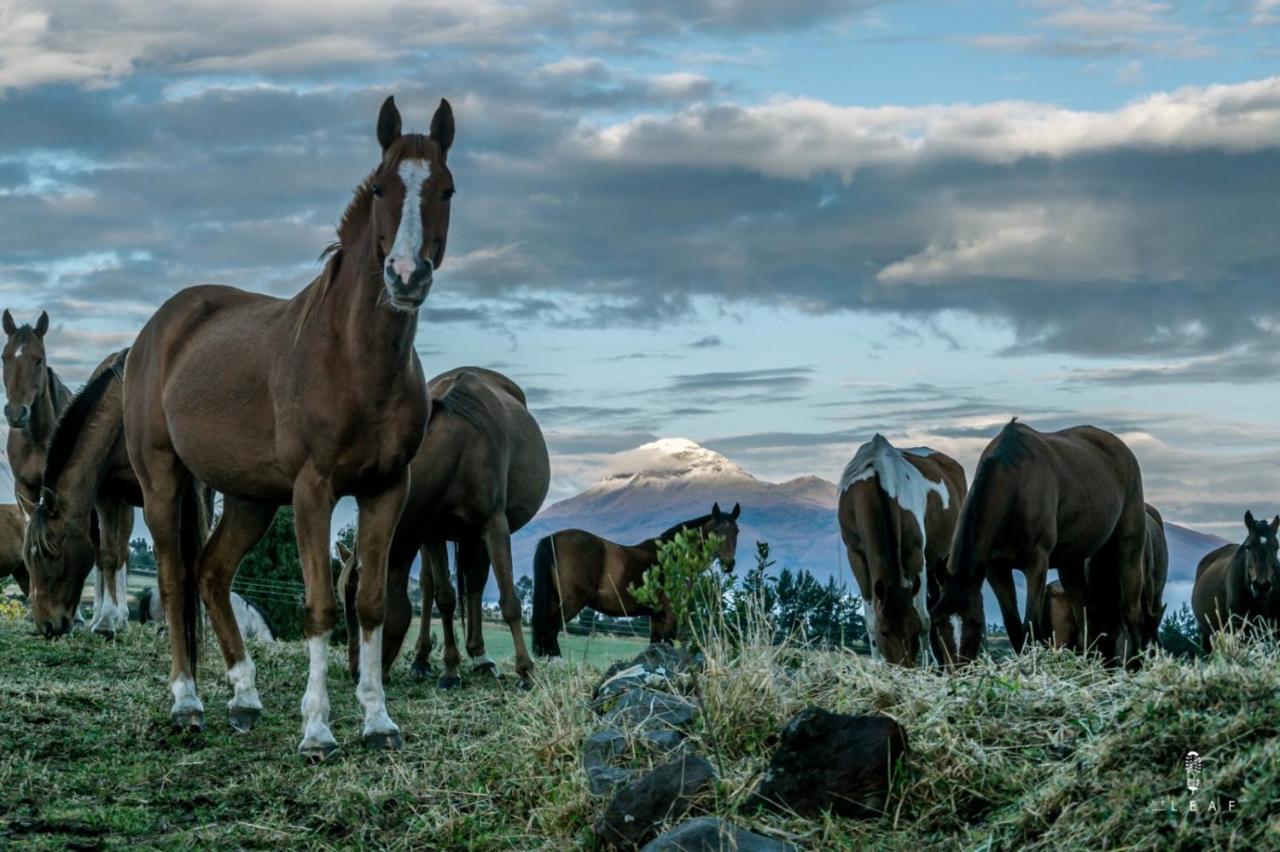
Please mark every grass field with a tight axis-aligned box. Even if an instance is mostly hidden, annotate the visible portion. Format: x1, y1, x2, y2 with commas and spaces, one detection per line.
1, 604, 1277, 850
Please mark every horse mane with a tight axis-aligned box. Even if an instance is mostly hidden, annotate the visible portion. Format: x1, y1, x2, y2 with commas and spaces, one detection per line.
47, 367, 73, 415
41, 351, 126, 492
300, 134, 444, 331
657, 513, 717, 542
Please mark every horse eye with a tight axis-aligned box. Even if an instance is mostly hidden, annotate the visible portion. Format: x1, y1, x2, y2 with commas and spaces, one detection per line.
371, 184, 383, 198
443, 188, 456, 201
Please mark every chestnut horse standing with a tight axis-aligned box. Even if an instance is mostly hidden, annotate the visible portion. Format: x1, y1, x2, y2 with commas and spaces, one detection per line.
1039, 503, 1168, 651
24, 350, 140, 637
339, 366, 549, 688
123, 96, 454, 758
933, 419, 1148, 665
531, 504, 741, 657
1192, 512, 1280, 652
0, 504, 26, 595
838, 435, 977, 667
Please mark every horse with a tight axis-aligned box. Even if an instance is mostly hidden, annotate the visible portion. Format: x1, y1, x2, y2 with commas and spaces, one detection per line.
122, 95, 453, 759
1192, 512, 1280, 652
3, 310, 72, 517
1038, 503, 1168, 652
338, 367, 549, 688
531, 503, 741, 657
0, 504, 27, 596
837, 435, 976, 667
24, 350, 140, 638
139, 585, 276, 643
932, 419, 1148, 665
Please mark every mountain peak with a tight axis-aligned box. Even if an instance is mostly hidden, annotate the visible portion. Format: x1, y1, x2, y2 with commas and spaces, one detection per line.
595, 437, 753, 488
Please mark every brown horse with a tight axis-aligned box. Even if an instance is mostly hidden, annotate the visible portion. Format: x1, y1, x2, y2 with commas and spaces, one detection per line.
837, 435, 976, 667
1192, 512, 1280, 652
339, 366, 549, 688
1038, 503, 1168, 652
932, 419, 1148, 664
531, 504, 741, 657
0, 503, 26, 595
3, 310, 72, 517
25, 350, 141, 637
122, 96, 454, 758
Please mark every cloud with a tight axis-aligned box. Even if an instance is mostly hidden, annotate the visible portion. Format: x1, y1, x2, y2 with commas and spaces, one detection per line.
688, 334, 722, 348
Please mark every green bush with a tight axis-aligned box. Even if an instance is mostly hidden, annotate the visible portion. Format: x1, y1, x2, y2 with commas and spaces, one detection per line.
629, 529, 725, 647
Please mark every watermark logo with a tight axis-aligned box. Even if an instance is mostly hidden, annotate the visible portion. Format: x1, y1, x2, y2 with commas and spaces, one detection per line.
1185, 750, 1202, 794
1157, 749, 1237, 816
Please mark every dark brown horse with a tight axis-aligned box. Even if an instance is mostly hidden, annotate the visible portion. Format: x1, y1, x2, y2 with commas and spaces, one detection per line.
837, 435, 977, 667
25, 350, 141, 638
3, 311, 72, 517
531, 504, 740, 657
1038, 503, 1168, 651
339, 366, 549, 688
0, 503, 26, 595
122, 96, 453, 758
932, 419, 1148, 664
1192, 512, 1280, 652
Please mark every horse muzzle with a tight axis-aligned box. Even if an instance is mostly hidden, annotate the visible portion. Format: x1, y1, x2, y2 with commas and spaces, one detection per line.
35, 613, 73, 639
1251, 579, 1273, 600
5, 404, 29, 428
384, 258, 433, 309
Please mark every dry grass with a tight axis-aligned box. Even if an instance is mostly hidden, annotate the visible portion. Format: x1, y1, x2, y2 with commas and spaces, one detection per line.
0, 603, 1276, 849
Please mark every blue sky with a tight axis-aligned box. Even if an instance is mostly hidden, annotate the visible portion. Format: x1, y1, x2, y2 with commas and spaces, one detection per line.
1, 0, 1278, 541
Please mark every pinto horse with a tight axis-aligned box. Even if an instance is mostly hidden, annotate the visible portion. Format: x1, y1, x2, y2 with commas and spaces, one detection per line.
339, 366, 549, 688
933, 419, 1148, 665
531, 504, 740, 657
838, 435, 976, 667
1039, 503, 1168, 651
122, 96, 453, 758
1192, 512, 1280, 652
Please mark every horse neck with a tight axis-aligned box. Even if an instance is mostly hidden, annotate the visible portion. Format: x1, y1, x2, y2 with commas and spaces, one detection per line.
47, 393, 121, 526
25, 369, 62, 448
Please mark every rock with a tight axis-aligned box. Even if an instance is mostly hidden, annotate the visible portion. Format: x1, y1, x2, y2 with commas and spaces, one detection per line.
602, 688, 699, 732
584, 728, 630, 770
747, 707, 907, 818
640, 817, 797, 852
588, 765, 641, 797
641, 729, 685, 753
595, 644, 704, 703
594, 754, 717, 849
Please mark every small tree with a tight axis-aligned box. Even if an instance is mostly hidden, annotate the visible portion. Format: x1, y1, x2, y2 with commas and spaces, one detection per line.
629, 529, 724, 647
234, 508, 305, 641
1159, 603, 1204, 658
515, 575, 533, 605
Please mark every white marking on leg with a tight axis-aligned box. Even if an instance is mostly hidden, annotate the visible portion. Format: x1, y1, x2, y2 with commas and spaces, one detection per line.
227, 657, 263, 714
299, 634, 337, 752
357, 626, 399, 738
170, 674, 204, 716
914, 573, 933, 668
863, 598, 881, 662
473, 654, 496, 667
89, 568, 105, 631
114, 567, 129, 626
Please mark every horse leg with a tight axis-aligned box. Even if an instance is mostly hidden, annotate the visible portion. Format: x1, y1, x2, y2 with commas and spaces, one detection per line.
379, 541, 415, 680
1022, 550, 1050, 646
409, 541, 437, 680
337, 544, 361, 682
458, 536, 494, 675
987, 563, 1025, 652
353, 473, 409, 751
88, 567, 106, 633
92, 499, 133, 637
293, 464, 340, 760
484, 516, 533, 684
1058, 563, 1089, 653
927, 562, 959, 668
429, 540, 464, 689
196, 496, 275, 733
1113, 530, 1147, 668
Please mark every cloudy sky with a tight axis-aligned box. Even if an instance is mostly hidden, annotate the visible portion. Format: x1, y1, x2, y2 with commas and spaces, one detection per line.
1, 0, 1278, 540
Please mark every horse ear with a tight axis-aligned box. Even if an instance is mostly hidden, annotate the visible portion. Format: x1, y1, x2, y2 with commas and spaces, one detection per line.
1271, 516, 1279, 535
34, 311, 48, 337
711, 502, 722, 519
2, 310, 14, 336
40, 486, 58, 517
1245, 510, 1257, 531
730, 502, 740, 519
377, 96, 402, 153
430, 98, 454, 159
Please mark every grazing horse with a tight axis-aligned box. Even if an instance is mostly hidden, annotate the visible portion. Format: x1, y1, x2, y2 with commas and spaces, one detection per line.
0, 504, 26, 595
139, 585, 277, 643
1192, 512, 1280, 652
24, 350, 140, 637
837, 435, 975, 667
123, 96, 453, 758
932, 419, 1148, 664
531, 503, 741, 657
338, 366, 549, 688
1038, 503, 1168, 651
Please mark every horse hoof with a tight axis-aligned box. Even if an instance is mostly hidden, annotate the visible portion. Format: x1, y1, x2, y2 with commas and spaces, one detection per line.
170, 710, 206, 734
410, 662, 435, 681
473, 660, 498, 677
438, 674, 461, 690
228, 706, 261, 734
515, 677, 533, 692
298, 742, 340, 763
362, 730, 403, 751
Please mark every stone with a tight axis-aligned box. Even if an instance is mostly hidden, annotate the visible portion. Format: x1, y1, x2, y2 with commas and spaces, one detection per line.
640, 817, 798, 852
584, 728, 630, 770
594, 754, 717, 849
640, 728, 685, 754
747, 707, 908, 818
602, 688, 699, 732
588, 765, 641, 797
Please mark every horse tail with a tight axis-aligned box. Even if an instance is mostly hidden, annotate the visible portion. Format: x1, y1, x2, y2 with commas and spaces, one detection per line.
531, 535, 558, 657
177, 481, 208, 677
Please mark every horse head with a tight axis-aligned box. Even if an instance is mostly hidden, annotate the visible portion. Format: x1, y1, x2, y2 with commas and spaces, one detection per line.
24, 488, 96, 638
2, 309, 50, 429
707, 502, 741, 572
1240, 511, 1280, 603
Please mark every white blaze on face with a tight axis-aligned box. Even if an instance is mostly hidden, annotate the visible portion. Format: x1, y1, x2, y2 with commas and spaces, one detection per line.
386, 160, 432, 285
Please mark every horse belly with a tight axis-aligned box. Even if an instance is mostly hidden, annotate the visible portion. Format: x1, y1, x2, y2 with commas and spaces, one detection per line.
593, 545, 646, 617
